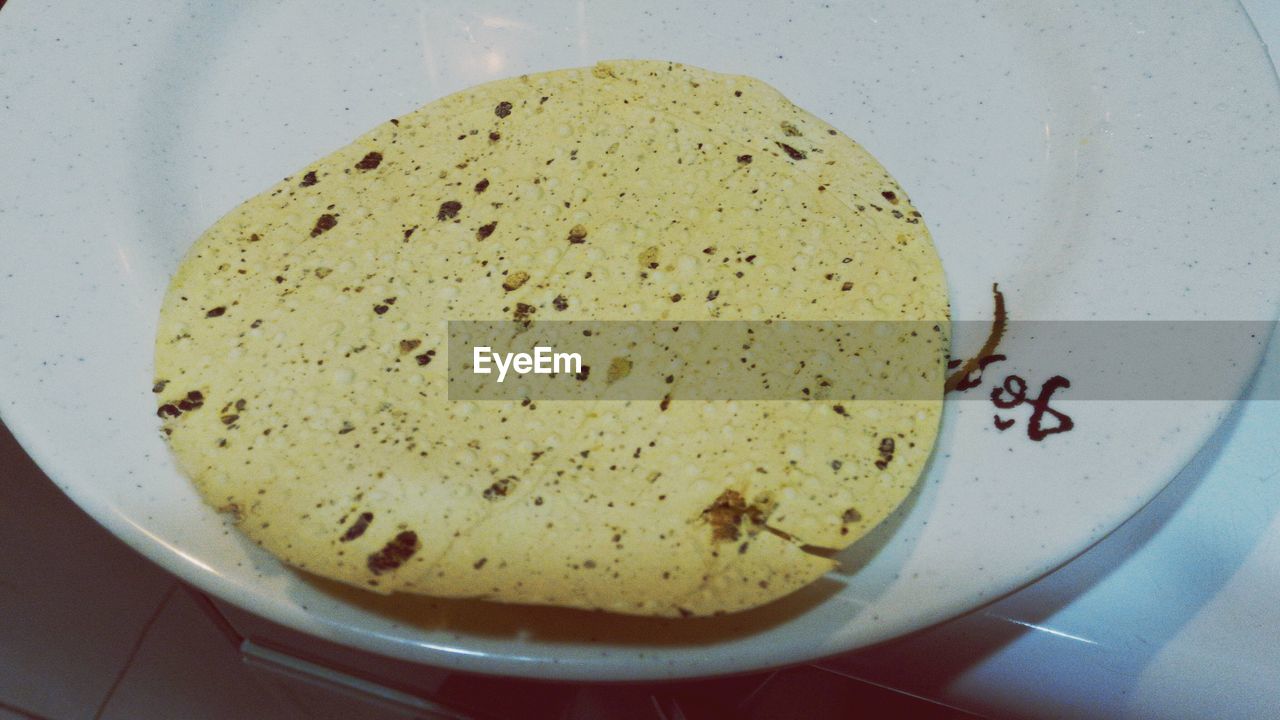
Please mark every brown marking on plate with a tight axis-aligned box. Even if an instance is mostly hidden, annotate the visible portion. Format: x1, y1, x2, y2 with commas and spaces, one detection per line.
945, 283, 1006, 393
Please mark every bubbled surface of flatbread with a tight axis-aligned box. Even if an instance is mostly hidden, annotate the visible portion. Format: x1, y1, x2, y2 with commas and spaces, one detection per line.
154, 60, 949, 617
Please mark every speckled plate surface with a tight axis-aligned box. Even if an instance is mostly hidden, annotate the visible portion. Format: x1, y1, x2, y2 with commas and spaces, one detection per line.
1, 0, 1277, 681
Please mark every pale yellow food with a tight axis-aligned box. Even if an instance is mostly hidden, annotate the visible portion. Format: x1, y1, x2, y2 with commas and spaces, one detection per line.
153, 60, 949, 617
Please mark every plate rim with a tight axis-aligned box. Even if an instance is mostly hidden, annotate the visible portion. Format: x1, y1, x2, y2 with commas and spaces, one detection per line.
2, 0, 1279, 680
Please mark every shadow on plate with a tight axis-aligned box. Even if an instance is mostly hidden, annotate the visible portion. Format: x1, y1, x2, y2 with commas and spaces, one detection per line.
297, 572, 845, 647
829, 438, 932, 579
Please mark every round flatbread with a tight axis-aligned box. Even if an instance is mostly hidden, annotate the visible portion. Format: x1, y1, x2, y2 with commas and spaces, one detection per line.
154, 60, 948, 617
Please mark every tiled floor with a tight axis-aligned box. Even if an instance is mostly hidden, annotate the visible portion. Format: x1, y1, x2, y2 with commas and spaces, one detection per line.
0, 421, 407, 720
0, 420, 977, 719
0, 423, 177, 720
96, 588, 299, 720
0, 705, 38, 720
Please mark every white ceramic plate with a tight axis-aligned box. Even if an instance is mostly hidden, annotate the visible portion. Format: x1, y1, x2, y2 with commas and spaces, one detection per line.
1, 0, 1277, 681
